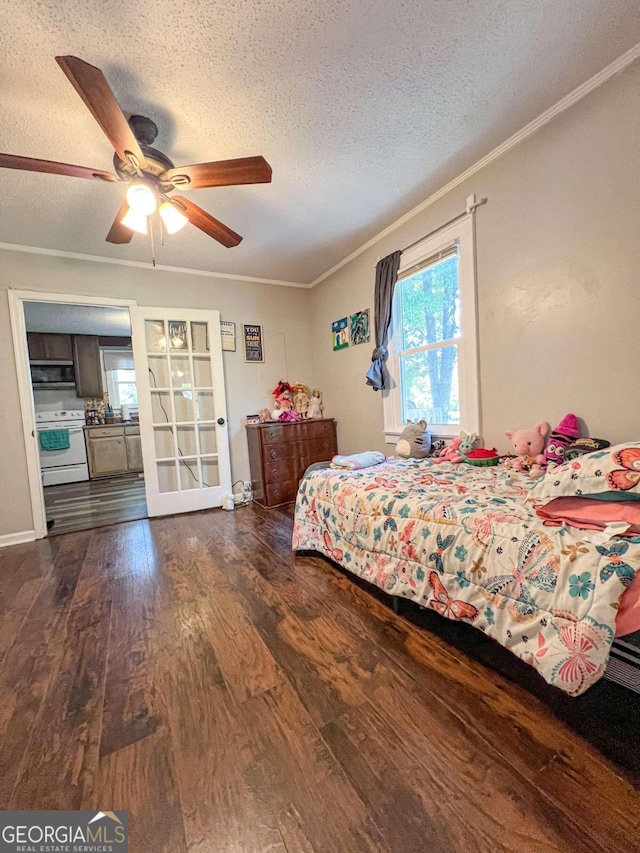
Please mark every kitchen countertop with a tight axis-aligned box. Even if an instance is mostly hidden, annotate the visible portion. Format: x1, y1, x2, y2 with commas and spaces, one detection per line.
83, 422, 140, 430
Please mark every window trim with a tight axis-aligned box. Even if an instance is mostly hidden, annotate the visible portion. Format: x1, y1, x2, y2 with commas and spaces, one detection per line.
100, 348, 139, 412
382, 215, 480, 441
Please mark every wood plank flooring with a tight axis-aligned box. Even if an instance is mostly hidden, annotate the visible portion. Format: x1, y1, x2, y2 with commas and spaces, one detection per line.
44, 473, 147, 534
1, 504, 638, 852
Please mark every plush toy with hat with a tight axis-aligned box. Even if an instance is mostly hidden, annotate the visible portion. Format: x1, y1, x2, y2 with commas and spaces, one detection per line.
544, 413, 581, 468
504, 422, 550, 474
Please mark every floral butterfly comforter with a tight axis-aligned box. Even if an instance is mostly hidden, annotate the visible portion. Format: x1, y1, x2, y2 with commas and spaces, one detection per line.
292, 458, 640, 695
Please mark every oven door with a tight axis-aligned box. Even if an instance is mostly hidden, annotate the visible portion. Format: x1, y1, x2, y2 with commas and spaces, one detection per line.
37, 424, 87, 470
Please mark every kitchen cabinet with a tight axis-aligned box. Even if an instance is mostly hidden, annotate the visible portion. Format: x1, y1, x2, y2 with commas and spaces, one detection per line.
86, 425, 143, 477
86, 428, 128, 477
27, 332, 73, 361
72, 335, 103, 398
125, 429, 143, 472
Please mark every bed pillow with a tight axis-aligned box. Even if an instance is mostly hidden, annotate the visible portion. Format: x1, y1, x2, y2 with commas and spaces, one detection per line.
617, 572, 640, 637
530, 442, 640, 502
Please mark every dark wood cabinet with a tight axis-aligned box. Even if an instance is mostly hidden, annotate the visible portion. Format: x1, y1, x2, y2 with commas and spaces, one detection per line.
27, 332, 73, 361
246, 418, 337, 507
72, 335, 103, 398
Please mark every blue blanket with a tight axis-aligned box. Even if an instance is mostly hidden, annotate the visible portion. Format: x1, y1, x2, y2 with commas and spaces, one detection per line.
330, 450, 386, 470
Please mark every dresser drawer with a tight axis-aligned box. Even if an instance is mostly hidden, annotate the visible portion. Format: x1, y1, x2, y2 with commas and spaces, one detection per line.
261, 423, 304, 444
307, 437, 335, 459
305, 421, 335, 440
263, 458, 299, 484
262, 440, 305, 462
265, 479, 299, 506
86, 426, 125, 438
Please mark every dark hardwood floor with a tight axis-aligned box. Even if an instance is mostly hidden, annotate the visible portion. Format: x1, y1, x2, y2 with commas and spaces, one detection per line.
1, 503, 638, 852
44, 473, 147, 535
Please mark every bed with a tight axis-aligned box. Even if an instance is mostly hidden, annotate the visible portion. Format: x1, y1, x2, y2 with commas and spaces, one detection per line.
292, 453, 640, 697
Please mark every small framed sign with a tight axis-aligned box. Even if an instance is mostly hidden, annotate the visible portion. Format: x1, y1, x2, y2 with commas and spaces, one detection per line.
331, 316, 349, 351
243, 323, 264, 362
220, 320, 236, 352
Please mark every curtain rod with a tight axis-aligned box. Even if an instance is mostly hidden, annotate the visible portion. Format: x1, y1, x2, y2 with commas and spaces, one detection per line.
374, 194, 487, 265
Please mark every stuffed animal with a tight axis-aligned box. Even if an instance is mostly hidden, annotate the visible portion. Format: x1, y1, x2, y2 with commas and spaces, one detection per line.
504, 422, 550, 473
433, 431, 477, 464
564, 437, 610, 461
458, 431, 478, 461
395, 420, 432, 458
544, 413, 580, 468
432, 436, 461, 463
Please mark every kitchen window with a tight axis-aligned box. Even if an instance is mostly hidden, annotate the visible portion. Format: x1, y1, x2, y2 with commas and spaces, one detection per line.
101, 348, 138, 411
383, 216, 479, 440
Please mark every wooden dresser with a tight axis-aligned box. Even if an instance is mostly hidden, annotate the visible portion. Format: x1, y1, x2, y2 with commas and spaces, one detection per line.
246, 418, 337, 507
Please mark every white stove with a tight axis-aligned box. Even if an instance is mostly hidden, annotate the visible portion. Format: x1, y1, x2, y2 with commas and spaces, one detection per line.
36, 409, 89, 486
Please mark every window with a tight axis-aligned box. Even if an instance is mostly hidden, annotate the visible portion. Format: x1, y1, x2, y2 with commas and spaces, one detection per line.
383, 216, 479, 440
101, 348, 138, 411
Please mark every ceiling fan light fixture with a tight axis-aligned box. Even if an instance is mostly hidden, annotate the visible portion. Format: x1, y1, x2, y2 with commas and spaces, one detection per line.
121, 206, 148, 235
159, 200, 188, 234
125, 182, 157, 215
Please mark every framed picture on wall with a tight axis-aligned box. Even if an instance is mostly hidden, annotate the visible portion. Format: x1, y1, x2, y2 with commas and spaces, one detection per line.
349, 309, 370, 345
243, 324, 264, 362
220, 320, 236, 352
331, 317, 349, 351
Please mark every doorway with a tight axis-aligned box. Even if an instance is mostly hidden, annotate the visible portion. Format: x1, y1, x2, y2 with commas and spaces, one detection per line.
13, 293, 148, 536
9, 290, 233, 541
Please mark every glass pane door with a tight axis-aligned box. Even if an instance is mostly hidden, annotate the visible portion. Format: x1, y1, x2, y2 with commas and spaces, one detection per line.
130, 308, 231, 516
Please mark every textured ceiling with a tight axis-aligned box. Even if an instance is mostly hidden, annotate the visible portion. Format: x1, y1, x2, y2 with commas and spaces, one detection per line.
1, 1, 638, 284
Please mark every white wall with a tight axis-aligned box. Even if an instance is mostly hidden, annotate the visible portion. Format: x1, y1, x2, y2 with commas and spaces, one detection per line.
309, 62, 640, 457
0, 254, 314, 536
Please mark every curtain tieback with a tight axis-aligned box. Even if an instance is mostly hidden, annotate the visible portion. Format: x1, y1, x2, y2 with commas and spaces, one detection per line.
371, 345, 387, 362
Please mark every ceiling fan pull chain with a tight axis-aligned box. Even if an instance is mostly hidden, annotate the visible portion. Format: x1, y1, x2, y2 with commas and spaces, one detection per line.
149, 215, 156, 267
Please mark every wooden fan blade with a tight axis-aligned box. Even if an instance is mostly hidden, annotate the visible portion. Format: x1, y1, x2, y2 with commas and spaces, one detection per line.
0, 153, 117, 182
162, 156, 272, 189
106, 202, 134, 244
56, 55, 148, 170
173, 197, 242, 247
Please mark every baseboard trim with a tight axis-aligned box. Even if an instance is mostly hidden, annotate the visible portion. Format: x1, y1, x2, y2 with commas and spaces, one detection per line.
0, 529, 36, 548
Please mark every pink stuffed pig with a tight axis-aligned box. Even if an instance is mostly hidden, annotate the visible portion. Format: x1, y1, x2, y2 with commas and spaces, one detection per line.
504, 422, 550, 473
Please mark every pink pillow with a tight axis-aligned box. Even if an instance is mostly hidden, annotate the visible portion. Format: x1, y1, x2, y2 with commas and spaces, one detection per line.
617, 573, 640, 637
535, 496, 640, 534
533, 496, 640, 637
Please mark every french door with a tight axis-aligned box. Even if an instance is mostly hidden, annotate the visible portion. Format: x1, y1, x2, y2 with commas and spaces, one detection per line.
130, 307, 232, 516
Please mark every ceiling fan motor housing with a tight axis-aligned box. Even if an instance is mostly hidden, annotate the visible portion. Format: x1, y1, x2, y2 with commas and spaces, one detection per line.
113, 115, 176, 191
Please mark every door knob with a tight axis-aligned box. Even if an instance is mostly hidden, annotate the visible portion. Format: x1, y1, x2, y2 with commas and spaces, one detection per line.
217, 417, 225, 425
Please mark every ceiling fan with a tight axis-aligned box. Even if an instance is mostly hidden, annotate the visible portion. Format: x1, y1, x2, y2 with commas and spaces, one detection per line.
0, 56, 272, 248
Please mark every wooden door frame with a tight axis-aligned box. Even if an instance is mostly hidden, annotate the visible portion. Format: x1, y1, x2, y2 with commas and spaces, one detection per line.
8, 289, 137, 542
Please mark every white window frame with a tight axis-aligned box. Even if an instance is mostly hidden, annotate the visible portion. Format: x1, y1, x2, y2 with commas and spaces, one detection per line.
383, 215, 480, 442
100, 348, 138, 412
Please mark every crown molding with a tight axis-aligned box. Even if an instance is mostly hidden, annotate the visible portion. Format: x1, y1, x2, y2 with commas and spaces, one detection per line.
0, 241, 310, 289
310, 43, 640, 288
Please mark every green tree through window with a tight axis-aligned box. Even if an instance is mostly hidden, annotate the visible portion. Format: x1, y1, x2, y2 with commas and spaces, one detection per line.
398, 252, 460, 425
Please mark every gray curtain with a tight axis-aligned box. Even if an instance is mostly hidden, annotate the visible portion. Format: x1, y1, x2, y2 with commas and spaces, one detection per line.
365, 250, 402, 391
